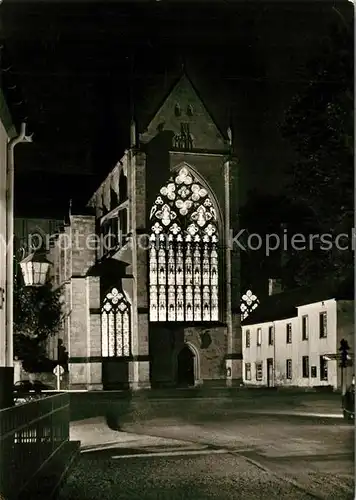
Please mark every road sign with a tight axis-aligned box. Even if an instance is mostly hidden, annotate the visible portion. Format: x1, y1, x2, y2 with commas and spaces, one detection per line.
53, 365, 64, 376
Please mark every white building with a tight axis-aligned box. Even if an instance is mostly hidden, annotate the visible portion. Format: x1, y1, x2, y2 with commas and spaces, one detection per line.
0, 90, 18, 405
242, 278, 354, 391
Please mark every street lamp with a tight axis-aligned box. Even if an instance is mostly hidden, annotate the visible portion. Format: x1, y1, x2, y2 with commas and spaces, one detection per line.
19, 249, 52, 287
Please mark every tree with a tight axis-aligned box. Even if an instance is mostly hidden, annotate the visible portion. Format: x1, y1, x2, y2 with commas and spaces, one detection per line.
13, 275, 63, 373
280, 15, 353, 285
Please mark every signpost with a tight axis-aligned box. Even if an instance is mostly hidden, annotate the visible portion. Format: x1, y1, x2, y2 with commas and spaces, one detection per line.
53, 365, 64, 391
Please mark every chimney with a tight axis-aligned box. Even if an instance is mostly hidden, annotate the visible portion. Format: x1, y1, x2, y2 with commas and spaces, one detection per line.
268, 278, 283, 296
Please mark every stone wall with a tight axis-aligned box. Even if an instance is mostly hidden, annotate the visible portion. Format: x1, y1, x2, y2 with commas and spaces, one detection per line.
149, 323, 227, 387
184, 325, 227, 383
67, 215, 97, 388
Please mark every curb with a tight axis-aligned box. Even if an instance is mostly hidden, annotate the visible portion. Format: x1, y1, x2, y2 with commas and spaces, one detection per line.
238, 410, 343, 419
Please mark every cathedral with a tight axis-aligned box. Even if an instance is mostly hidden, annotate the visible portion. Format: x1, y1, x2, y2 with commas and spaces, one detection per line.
49, 73, 242, 390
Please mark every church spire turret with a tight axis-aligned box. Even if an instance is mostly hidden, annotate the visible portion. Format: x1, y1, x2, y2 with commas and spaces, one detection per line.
129, 50, 137, 148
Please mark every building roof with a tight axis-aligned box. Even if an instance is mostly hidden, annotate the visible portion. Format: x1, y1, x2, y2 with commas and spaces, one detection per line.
139, 70, 229, 150
242, 275, 354, 326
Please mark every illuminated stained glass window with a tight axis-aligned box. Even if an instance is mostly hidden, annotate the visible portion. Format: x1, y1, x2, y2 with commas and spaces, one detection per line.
149, 165, 219, 322
240, 289, 259, 321
101, 287, 131, 357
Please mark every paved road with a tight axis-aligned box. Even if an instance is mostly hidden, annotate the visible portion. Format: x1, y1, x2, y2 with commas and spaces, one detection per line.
60, 447, 320, 499
69, 389, 342, 423
64, 412, 354, 499
119, 413, 354, 497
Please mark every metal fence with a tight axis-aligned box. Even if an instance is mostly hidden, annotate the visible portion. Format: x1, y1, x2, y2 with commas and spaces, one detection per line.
0, 393, 70, 499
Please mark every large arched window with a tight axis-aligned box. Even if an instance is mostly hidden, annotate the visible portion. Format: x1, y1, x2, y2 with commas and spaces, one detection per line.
101, 287, 131, 357
149, 165, 219, 322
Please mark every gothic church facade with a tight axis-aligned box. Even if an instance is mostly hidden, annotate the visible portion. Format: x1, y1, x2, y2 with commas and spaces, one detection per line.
50, 75, 242, 390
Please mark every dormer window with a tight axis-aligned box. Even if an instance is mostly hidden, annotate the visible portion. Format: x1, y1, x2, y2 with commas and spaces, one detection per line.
174, 103, 181, 117
187, 104, 193, 116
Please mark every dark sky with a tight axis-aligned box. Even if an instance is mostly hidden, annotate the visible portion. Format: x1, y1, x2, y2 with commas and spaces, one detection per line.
0, 0, 352, 218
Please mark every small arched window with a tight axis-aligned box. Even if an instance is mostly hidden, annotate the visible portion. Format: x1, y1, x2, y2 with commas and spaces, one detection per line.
101, 288, 131, 357
119, 171, 128, 203
187, 104, 193, 116
174, 103, 181, 117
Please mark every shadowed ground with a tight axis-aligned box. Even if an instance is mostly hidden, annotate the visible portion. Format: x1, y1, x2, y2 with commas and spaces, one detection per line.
60, 390, 354, 499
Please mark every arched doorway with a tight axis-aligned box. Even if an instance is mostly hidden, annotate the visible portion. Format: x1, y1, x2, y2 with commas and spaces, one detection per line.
177, 344, 195, 387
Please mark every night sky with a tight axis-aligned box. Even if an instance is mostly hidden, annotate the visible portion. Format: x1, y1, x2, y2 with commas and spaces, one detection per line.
0, 0, 352, 218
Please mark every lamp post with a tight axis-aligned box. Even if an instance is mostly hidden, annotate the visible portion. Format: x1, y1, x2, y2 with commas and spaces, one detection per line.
0, 123, 32, 409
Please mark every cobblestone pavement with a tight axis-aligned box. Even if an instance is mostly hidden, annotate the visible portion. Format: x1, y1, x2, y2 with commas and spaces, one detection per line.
59, 450, 320, 500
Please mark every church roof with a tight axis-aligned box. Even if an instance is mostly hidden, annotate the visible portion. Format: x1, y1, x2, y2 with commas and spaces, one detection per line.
242, 275, 354, 326
139, 71, 229, 151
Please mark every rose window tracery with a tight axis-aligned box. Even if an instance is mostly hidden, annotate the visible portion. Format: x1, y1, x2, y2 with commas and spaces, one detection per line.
240, 289, 259, 321
149, 166, 219, 322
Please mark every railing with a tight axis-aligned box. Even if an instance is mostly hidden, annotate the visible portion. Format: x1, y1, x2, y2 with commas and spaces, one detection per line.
0, 393, 69, 499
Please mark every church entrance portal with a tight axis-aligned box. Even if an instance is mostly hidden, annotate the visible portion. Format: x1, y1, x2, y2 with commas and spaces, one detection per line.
177, 344, 195, 387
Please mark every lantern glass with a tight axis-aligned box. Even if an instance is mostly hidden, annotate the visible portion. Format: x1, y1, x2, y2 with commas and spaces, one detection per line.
20, 252, 51, 287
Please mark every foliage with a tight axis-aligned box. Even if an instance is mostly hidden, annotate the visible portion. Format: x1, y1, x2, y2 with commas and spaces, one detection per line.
280, 17, 353, 286
13, 275, 63, 373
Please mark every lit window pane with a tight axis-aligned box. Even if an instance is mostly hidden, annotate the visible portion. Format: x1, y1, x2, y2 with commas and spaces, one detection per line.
108, 311, 115, 356
185, 285, 193, 321
202, 244, 210, 285
168, 285, 176, 321
211, 286, 218, 321
202, 286, 211, 321
176, 242, 184, 285
158, 246, 166, 286
150, 285, 158, 322
193, 244, 201, 286
168, 243, 175, 285
101, 313, 108, 357
210, 245, 218, 286
176, 285, 184, 321
194, 285, 202, 321
122, 311, 130, 356
158, 285, 166, 321
185, 243, 193, 286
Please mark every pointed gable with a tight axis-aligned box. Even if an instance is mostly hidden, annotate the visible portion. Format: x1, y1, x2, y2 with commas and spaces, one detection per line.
139, 74, 228, 152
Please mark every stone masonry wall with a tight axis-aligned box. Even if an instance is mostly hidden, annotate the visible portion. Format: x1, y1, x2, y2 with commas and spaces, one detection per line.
184, 325, 227, 383
68, 215, 96, 388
